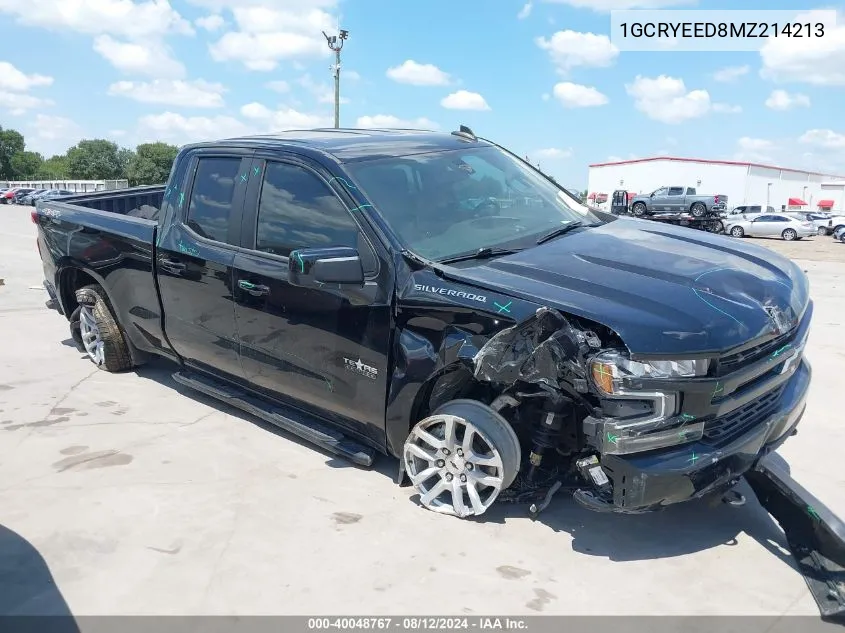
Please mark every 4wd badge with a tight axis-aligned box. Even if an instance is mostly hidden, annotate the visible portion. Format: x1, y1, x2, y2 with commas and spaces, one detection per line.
344, 357, 378, 380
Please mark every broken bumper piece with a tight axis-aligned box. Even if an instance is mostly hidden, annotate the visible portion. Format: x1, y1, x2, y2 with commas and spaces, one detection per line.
748, 455, 845, 622
574, 359, 810, 514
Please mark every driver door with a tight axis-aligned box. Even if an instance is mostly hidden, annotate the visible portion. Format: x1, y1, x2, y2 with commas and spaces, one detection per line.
749, 214, 777, 236
230, 154, 392, 445
650, 187, 670, 211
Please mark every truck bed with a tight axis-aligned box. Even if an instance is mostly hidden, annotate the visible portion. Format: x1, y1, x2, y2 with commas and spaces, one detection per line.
34, 186, 172, 362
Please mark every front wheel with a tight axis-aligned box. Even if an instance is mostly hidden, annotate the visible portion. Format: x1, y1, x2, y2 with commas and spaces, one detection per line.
730, 226, 745, 237
782, 228, 798, 241
631, 202, 647, 216
71, 284, 134, 372
690, 202, 707, 217
402, 399, 521, 518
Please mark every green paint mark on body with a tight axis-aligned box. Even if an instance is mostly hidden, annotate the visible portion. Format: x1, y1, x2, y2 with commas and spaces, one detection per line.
240, 173, 248, 182
350, 204, 373, 213
606, 432, 619, 445
688, 452, 700, 465
680, 414, 696, 421
712, 382, 724, 399
294, 252, 305, 273
178, 192, 184, 208
807, 505, 821, 521
772, 344, 792, 358
253, 166, 260, 176
493, 301, 512, 314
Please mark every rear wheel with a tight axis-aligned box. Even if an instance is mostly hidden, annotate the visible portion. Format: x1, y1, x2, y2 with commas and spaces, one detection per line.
782, 228, 798, 241
71, 284, 134, 372
730, 226, 745, 238
403, 399, 521, 518
818, 227, 829, 236
690, 202, 707, 217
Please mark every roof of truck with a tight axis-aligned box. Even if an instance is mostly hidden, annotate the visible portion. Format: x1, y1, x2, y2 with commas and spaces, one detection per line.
189, 128, 493, 163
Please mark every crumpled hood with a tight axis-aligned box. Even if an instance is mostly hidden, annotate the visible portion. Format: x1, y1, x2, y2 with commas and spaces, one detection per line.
448, 218, 810, 356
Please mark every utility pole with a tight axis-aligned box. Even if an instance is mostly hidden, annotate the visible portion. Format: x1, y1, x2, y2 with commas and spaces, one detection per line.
322, 28, 348, 128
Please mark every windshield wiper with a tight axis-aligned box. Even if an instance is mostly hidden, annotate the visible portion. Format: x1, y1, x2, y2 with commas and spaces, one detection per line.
438, 247, 522, 265
536, 220, 584, 244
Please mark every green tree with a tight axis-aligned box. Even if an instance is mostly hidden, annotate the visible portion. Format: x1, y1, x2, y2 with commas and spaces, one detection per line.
0, 126, 25, 180
10, 150, 44, 179
126, 142, 179, 186
38, 155, 70, 180
66, 139, 126, 180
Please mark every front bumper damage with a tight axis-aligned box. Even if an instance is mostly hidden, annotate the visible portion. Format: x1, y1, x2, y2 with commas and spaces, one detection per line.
748, 456, 845, 622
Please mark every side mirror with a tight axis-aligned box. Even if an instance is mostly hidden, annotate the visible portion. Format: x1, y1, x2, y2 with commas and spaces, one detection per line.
288, 246, 364, 288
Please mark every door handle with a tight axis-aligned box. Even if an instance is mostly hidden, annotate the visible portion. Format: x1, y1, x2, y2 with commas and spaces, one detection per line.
238, 280, 270, 296
160, 259, 186, 274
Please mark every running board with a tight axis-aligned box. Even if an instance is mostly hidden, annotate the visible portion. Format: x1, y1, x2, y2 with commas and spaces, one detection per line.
172, 371, 376, 468
746, 454, 845, 622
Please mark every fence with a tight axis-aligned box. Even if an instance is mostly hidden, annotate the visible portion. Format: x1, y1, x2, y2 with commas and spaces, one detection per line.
0, 179, 129, 193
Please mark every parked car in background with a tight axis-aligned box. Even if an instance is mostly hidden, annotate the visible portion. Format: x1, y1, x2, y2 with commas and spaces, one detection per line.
834, 225, 845, 243
726, 213, 815, 241
11, 188, 36, 204
788, 211, 833, 236
1, 187, 23, 204
729, 205, 775, 216
817, 214, 845, 236
26, 189, 74, 205
629, 186, 727, 217
19, 189, 48, 205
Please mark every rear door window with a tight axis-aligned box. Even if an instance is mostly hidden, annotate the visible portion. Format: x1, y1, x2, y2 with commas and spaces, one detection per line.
185, 157, 243, 244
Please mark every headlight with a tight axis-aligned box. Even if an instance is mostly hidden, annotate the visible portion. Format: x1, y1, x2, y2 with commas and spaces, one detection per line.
590, 350, 708, 395
587, 350, 709, 456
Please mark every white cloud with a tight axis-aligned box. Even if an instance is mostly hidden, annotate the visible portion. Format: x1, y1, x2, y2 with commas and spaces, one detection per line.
760, 10, 845, 85
0, 0, 194, 38
535, 147, 572, 159
552, 82, 608, 107
799, 129, 845, 150
712, 103, 742, 114
539, 0, 695, 10
356, 114, 439, 130
734, 136, 777, 163
107, 79, 227, 108
265, 80, 290, 93
27, 114, 84, 156
298, 74, 348, 104
203, 2, 337, 71
765, 89, 811, 111
0, 91, 53, 115
196, 14, 225, 32
137, 112, 255, 145
0, 61, 52, 114
518, 2, 533, 19
93, 35, 186, 78
440, 90, 490, 111
386, 60, 451, 86
535, 30, 619, 74
239, 102, 333, 129
626, 75, 710, 124
0, 61, 52, 91
344, 70, 361, 81
712, 65, 749, 82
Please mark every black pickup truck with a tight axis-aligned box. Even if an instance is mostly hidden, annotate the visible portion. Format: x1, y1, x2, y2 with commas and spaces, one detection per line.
31, 127, 845, 614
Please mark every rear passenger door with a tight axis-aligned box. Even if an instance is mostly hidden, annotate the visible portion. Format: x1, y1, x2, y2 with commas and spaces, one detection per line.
666, 186, 685, 212
230, 153, 393, 446
156, 149, 253, 381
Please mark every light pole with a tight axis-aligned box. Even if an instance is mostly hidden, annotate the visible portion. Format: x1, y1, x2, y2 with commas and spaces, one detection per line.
322, 28, 348, 128
767, 182, 772, 209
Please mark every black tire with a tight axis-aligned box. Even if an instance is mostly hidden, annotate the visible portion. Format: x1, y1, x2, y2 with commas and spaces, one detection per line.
782, 228, 797, 241
430, 399, 522, 489
730, 225, 744, 238
631, 202, 647, 216
690, 202, 707, 217
73, 284, 134, 372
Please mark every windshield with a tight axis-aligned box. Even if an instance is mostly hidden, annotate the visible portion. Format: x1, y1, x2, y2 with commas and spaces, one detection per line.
344, 144, 601, 261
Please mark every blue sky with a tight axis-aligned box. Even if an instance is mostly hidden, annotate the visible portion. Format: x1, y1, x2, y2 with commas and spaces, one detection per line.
1, 0, 844, 189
